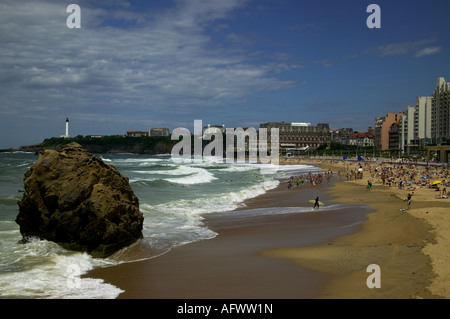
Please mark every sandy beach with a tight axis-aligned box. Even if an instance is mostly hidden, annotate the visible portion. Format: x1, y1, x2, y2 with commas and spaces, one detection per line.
273, 158, 449, 298
85, 158, 450, 299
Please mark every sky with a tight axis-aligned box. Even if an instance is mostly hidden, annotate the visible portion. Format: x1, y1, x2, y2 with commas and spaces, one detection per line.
1, 0, 450, 148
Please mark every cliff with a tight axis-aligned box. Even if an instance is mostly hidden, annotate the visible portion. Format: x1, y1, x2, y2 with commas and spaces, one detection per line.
1, 136, 175, 154
37, 135, 177, 154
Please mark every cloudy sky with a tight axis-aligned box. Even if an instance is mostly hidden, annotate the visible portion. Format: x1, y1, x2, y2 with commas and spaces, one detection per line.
1, 0, 450, 148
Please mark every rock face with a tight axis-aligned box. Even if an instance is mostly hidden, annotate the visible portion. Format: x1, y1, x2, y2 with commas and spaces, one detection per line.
16, 143, 144, 257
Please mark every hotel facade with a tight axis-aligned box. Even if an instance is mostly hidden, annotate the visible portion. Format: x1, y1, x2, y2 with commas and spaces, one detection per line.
259, 122, 331, 151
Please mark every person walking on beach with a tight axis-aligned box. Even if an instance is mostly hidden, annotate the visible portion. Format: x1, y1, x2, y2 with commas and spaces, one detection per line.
313, 196, 320, 209
407, 193, 412, 210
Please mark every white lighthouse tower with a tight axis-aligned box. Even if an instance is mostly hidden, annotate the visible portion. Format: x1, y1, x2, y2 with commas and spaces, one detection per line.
61, 118, 70, 138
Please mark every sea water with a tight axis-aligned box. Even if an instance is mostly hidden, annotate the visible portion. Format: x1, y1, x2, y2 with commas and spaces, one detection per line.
0, 152, 320, 299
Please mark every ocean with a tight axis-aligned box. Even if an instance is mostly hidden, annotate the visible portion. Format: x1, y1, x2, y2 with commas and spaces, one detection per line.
0, 151, 321, 299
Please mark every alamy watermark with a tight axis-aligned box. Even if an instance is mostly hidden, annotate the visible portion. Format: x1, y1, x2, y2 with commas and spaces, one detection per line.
66, 4, 81, 29
65, 4, 380, 29
171, 120, 279, 168
366, 264, 381, 288
366, 4, 381, 29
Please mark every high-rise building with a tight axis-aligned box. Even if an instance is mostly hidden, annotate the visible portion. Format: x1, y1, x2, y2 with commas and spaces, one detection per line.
431, 77, 450, 144
399, 78, 446, 154
400, 96, 432, 153
389, 122, 401, 150
374, 117, 384, 150
416, 96, 432, 145
399, 106, 416, 153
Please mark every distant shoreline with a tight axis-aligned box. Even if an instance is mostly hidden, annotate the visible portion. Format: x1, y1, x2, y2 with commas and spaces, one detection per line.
2, 140, 448, 172
1, 135, 177, 155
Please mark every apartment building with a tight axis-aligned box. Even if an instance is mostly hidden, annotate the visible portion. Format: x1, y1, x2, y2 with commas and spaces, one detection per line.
431, 77, 450, 144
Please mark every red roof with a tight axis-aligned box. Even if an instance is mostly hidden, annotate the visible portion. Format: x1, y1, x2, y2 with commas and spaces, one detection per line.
348, 132, 373, 139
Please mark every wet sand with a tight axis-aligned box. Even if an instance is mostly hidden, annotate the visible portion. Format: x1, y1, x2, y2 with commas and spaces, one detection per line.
85, 169, 370, 299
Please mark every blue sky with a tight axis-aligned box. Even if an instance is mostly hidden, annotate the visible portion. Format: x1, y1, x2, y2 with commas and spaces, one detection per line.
1, 0, 450, 148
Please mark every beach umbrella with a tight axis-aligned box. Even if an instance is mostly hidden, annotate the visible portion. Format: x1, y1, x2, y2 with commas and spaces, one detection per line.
432, 180, 442, 185
421, 176, 428, 179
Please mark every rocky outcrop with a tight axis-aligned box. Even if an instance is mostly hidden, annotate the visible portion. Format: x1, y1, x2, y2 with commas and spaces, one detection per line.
16, 143, 144, 257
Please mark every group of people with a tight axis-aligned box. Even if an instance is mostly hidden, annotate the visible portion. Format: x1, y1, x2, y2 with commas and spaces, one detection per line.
343, 162, 449, 194
283, 172, 331, 210
285, 171, 333, 189
341, 160, 450, 210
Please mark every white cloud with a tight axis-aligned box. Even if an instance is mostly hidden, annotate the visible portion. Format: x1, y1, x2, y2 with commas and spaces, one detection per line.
0, 0, 296, 125
314, 60, 333, 67
414, 46, 442, 58
371, 39, 442, 58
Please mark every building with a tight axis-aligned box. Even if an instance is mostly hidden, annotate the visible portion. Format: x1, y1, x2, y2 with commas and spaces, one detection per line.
416, 96, 433, 146
374, 117, 384, 150
377, 76, 449, 153
426, 145, 450, 164
431, 77, 450, 145
149, 128, 170, 137
348, 132, 374, 148
126, 130, 148, 137
399, 106, 415, 153
389, 122, 401, 150
374, 112, 403, 150
331, 128, 354, 145
203, 124, 226, 134
399, 96, 432, 153
259, 121, 331, 152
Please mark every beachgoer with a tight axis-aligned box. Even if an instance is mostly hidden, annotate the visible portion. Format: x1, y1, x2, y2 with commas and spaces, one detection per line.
407, 193, 412, 210
313, 196, 320, 209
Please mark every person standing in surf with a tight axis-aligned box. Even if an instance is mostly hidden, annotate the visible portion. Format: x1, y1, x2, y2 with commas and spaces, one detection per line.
313, 196, 320, 209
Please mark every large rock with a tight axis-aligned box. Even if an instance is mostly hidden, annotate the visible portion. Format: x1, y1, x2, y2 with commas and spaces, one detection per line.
16, 143, 144, 257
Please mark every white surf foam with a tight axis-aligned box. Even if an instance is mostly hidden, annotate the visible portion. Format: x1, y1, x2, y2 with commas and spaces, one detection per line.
163, 166, 217, 185
0, 238, 122, 299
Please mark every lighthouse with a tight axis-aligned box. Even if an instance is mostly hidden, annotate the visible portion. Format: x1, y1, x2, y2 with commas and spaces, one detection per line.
61, 118, 70, 138
65, 118, 69, 138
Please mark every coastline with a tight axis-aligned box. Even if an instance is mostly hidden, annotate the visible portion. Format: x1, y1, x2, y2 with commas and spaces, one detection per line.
85, 165, 370, 299
84, 158, 447, 299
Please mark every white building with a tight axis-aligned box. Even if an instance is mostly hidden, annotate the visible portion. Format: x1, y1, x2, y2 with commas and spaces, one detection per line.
400, 77, 448, 153
347, 132, 374, 147
416, 96, 432, 144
